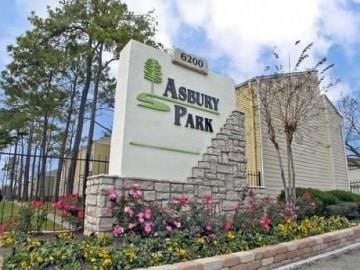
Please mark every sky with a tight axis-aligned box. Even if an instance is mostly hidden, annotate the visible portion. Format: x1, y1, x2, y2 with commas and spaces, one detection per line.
1, 0, 360, 135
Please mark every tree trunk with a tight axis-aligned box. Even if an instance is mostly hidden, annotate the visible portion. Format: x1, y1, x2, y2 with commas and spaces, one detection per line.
67, 38, 93, 195
289, 143, 296, 200
39, 113, 49, 201
286, 142, 293, 199
8, 138, 18, 200
30, 145, 39, 201
54, 77, 77, 201
274, 143, 288, 202
16, 136, 25, 200
22, 126, 33, 201
83, 44, 103, 197
35, 145, 42, 200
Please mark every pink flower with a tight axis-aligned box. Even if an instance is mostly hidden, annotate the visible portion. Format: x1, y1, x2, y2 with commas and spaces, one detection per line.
52, 200, 64, 210
166, 225, 172, 232
202, 194, 213, 203
63, 204, 74, 212
128, 223, 136, 230
205, 224, 213, 232
173, 220, 181, 228
144, 208, 152, 220
202, 195, 215, 212
113, 225, 124, 237
144, 222, 152, 234
129, 185, 142, 199
259, 214, 271, 232
137, 212, 145, 223
108, 190, 118, 202
124, 206, 134, 217
223, 222, 233, 232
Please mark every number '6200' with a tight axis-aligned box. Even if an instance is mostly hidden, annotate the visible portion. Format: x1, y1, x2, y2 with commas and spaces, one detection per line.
180, 52, 204, 68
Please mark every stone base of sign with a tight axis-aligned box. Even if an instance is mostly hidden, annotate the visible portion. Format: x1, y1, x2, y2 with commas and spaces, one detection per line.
83, 175, 265, 235
84, 110, 261, 235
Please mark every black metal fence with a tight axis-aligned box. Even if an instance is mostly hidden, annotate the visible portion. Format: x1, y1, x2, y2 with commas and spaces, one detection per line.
350, 180, 360, 194
0, 150, 109, 231
247, 171, 262, 187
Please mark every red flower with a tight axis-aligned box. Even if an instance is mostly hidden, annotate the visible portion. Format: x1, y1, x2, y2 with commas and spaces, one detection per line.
174, 195, 189, 207
77, 209, 85, 221
223, 222, 233, 232
63, 204, 74, 212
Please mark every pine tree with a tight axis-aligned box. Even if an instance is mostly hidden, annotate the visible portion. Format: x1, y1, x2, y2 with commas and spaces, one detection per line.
144, 58, 162, 96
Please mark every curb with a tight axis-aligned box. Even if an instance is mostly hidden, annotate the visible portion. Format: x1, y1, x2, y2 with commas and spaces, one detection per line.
274, 242, 360, 270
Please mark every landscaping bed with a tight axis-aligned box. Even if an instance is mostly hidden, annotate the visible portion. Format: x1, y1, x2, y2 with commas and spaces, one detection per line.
0, 186, 358, 269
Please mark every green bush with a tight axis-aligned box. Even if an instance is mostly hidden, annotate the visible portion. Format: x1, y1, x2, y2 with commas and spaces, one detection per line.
278, 188, 360, 219
327, 190, 360, 203
278, 187, 339, 207
324, 202, 360, 220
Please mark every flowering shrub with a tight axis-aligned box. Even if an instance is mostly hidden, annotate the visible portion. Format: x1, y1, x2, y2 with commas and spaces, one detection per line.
0, 218, 17, 236
2, 214, 351, 270
110, 185, 221, 238
1, 188, 353, 270
52, 194, 84, 228
276, 216, 349, 240
16, 201, 48, 233
232, 188, 283, 233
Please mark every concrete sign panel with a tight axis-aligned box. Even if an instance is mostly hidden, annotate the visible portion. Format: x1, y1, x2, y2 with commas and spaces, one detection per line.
109, 40, 235, 181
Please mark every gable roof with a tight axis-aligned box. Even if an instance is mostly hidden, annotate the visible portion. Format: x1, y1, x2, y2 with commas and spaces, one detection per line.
322, 94, 343, 119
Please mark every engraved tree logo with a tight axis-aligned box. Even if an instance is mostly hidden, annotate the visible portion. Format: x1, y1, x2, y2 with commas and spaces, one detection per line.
144, 58, 162, 96
136, 58, 170, 112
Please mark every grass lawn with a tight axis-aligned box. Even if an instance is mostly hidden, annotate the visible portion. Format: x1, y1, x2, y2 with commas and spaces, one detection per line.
0, 201, 64, 231
0, 201, 19, 224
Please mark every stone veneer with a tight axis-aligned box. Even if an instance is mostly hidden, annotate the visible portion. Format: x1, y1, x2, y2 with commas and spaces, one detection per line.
142, 225, 360, 270
84, 111, 265, 235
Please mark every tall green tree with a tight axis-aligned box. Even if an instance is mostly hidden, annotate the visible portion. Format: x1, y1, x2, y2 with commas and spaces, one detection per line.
31, 0, 161, 194
0, 0, 161, 201
1, 26, 69, 200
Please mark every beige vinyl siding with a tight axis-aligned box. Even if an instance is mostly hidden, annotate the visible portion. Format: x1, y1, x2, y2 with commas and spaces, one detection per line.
92, 142, 110, 175
348, 168, 360, 182
324, 98, 349, 190
236, 84, 262, 185
60, 137, 110, 195
257, 88, 334, 197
